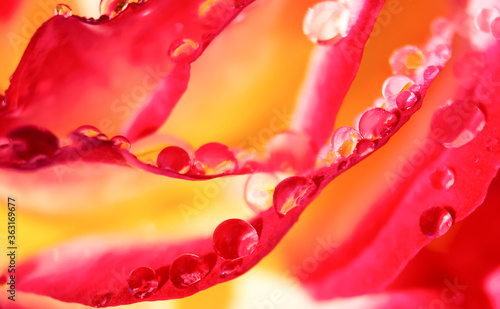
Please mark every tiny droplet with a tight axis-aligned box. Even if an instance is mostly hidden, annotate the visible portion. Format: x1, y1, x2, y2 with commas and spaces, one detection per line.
110, 135, 131, 150
429, 166, 455, 190
220, 258, 243, 278
355, 139, 375, 157
127, 267, 159, 299
91, 293, 111, 308
274, 176, 316, 216
169, 38, 200, 64
213, 218, 259, 260
419, 206, 455, 238
396, 90, 419, 111
303, 1, 352, 45
54, 3, 72, 17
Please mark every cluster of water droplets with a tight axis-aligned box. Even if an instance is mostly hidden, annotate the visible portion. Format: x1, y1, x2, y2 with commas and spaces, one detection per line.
475, 7, 500, 39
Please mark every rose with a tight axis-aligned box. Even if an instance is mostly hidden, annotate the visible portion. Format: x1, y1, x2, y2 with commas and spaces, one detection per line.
0, 0, 494, 304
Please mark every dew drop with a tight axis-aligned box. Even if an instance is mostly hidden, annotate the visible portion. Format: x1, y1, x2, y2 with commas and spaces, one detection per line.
430, 100, 485, 148
382, 75, 414, 101
423, 65, 441, 86
54, 3, 72, 17
91, 293, 111, 308
192, 142, 237, 175
358, 108, 398, 140
330, 126, 361, 157
170, 254, 211, 288
8, 126, 59, 162
169, 38, 201, 64
110, 135, 131, 150
220, 258, 243, 278
74, 125, 102, 138
245, 173, 280, 213
303, 1, 352, 45
389, 46, 424, 75
396, 90, 420, 111
198, 0, 233, 28
157, 146, 191, 174
213, 219, 259, 260
429, 166, 455, 190
100, 0, 128, 17
266, 131, 316, 172
274, 176, 317, 216
355, 139, 375, 157
127, 267, 159, 299
475, 8, 500, 33
316, 144, 339, 167
491, 17, 500, 39
419, 207, 455, 238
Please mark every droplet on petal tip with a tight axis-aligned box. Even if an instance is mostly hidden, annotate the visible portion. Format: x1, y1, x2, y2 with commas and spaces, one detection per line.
303, 1, 352, 45
212, 218, 259, 260
274, 176, 317, 216
419, 206, 455, 238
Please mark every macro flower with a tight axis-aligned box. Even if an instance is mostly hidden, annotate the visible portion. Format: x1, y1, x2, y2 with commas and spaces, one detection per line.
0, 0, 499, 308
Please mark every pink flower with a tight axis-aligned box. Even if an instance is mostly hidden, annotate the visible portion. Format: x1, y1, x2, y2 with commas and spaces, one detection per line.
1, 0, 499, 308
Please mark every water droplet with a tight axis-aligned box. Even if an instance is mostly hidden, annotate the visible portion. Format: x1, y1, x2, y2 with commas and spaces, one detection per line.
96, 133, 109, 141
433, 44, 451, 61
423, 65, 441, 86
198, 0, 233, 28
169, 38, 201, 64
431, 100, 485, 148
110, 135, 131, 150
54, 4, 72, 17
274, 176, 317, 216
330, 126, 361, 157
213, 219, 259, 259
355, 139, 375, 157
170, 254, 211, 288
389, 45, 424, 75
157, 146, 191, 174
266, 131, 316, 172
192, 142, 237, 175
316, 144, 340, 167
431, 18, 453, 39
419, 207, 455, 238
430, 166, 455, 190
127, 267, 159, 299
396, 90, 420, 111
8, 126, 59, 162
358, 108, 398, 140
91, 293, 111, 308
382, 75, 414, 101
245, 173, 280, 213
303, 1, 352, 45
220, 258, 243, 278
100, 0, 128, 17
475, 8, 500, 33
491, 17, 500, 39
74, 125, 102, 138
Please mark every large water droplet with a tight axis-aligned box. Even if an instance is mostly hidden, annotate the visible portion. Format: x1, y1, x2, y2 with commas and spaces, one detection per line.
419, 207, 455, 238
491, 17, 500, 39
396, 90, 420, 111
110, 135, 131, 150
382, 75, 414, 101
330, 126, 361, 157
475, 8, 500, 33
192, 142, 237, 175
91, 293, 111, 308
170, 254, 211, 288
303, 1, 351, 45
127, 267, 159, 299
245, 173, 280, 213
430, 100, 486, 148
220, 258, 243, 278
274, 176, 317, 216
213, 219, 259, 260
429, 166, 455, 190
389, 46, 424, 75
358, 108, 398, 140
266, 131, 316, 172
198, 0, 233, 28
157, 146, 191, 174
169, 38, 201, 64
54, 3, 72, 17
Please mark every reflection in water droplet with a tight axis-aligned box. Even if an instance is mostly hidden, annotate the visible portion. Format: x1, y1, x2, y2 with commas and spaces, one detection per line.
157, 146, 191, 174
91, 293, 111, 308
419, 207, 455, 238
170, 254, 211, 288
303, 1, 351, 45
330, 126, 361, 157
475, 8, 500, 33
245, 173, 280, 213
430, 166, 455, 190
430, 100, 485, 148
396, 90, 419, 111
220, 258, 243, 278
491, 17, 500, 39
110, 135, 131, 150
169, 38, 200, 64
213, 219, 259, 259
382, 75, 414, 101
274, 176, 316, 216
192, 142, 237, 175
54, 4, 72, 17
358, 108, 398, 140
355, 139, 375, 157
127, 267, 159, 299
389, 45, 424, 75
